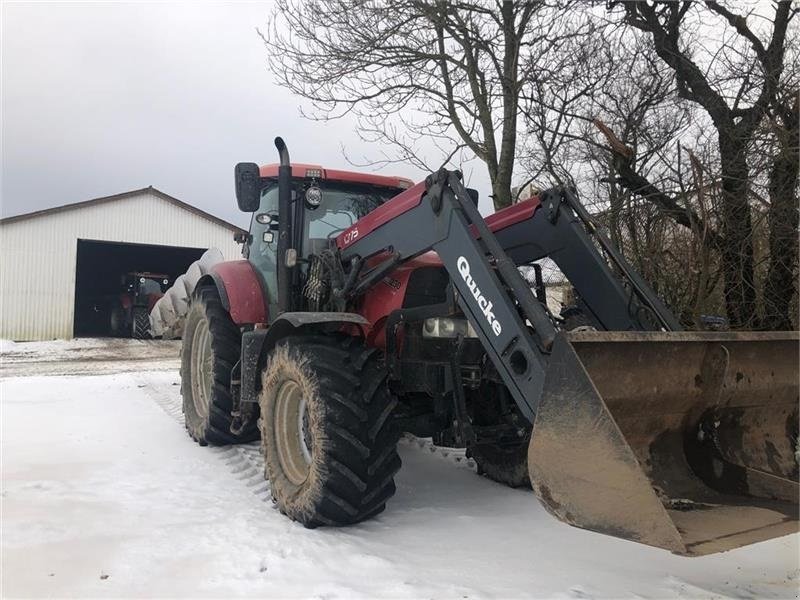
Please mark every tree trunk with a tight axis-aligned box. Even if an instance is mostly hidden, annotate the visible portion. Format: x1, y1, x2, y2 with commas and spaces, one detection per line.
606, 158, 624, 250
762, 108, 799, 330
491, 0, 518, 213
491, 167, 514, 211
718, 137, 757, 329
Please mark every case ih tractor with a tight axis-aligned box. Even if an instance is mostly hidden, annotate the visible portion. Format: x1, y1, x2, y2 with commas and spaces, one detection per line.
109, 272, 170, 338
180, 138, 798, 556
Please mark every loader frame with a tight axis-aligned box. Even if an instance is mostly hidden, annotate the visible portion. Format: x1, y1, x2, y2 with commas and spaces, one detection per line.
333, 169, 676, 422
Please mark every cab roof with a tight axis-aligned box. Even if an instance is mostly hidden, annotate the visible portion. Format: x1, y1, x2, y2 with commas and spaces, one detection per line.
258, 163, 414, 190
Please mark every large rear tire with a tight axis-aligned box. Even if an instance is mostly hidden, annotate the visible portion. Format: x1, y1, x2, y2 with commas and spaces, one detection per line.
109, 304, 126, 337
259, 335, 401, 527
470, 436, 531, 488
468, 382, 531, 488
181, 285, 259, 445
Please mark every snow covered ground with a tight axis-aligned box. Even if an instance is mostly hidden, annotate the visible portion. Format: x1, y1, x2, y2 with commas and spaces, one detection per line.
2, 343, 799, 598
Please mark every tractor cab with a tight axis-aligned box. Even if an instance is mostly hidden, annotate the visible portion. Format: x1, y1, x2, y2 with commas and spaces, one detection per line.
122, 271, 171, 302
235, 160, 412, 318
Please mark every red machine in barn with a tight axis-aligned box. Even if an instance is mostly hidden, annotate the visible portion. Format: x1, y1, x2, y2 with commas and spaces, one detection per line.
108, 272, 170, 338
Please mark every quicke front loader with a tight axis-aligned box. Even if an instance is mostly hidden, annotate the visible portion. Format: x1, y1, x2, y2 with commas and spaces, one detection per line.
178, 138, 798, 556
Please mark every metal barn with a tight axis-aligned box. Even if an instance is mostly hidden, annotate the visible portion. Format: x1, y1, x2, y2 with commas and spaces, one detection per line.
0, 187, 245, 341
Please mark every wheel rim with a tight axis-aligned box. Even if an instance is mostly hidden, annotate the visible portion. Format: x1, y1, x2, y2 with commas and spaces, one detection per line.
274, 380, 313, 486
190, 318, 213, 419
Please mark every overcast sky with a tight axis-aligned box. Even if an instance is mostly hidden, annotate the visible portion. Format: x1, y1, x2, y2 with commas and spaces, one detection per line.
1, 2, 493, 227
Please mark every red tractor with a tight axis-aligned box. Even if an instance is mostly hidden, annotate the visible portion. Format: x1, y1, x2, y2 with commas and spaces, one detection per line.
180, 138, 798, 556
109, 272, 170, 339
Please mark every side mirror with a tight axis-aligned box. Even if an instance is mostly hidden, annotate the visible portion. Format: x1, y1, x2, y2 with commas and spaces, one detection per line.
234, 162, 262, 212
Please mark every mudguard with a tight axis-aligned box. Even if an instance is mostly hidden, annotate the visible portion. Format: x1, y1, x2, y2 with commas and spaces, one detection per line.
199, 260, 268, 325
239, 312, 370, 404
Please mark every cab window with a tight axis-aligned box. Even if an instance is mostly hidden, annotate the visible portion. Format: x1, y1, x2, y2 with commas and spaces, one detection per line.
249, 185, 279, 305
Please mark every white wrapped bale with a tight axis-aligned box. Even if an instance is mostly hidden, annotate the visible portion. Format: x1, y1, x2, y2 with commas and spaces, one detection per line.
150, 296, 179, 337
199, 247, 224, 271
184, 262, 203, 292
170, 275, 191, 318
148, 247, 226, 339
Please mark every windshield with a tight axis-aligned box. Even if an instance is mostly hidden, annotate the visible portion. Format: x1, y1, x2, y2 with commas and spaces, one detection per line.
304, 186, 394, 241
140, 279, 163, 294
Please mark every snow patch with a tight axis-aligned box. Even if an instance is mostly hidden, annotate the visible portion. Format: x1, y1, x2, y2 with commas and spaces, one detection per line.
2, 370, 798, 598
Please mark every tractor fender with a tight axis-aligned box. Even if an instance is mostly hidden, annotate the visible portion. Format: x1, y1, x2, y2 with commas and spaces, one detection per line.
196, 260, 268, 325
239, 312, 370, 404
263, 311, 370, 354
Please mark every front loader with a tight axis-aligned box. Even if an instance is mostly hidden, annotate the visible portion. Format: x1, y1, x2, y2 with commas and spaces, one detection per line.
180, 137, 798, 556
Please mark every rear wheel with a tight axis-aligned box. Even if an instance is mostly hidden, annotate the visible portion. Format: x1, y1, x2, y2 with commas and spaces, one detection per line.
259, 335, 401, 527
109, 304, 126, 337
132, 307, 151, 339
181, 285, 259, 445
470, 437, 531, 488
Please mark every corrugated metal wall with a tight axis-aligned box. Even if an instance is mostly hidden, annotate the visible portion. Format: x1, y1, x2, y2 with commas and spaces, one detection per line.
0, 191, 243, 341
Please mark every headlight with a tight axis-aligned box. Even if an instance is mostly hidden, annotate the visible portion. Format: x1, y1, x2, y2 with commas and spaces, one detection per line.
305, 185, 323, 208
139, 277, 146, 284
163, 279, 169, 285
422, 317, 478, 339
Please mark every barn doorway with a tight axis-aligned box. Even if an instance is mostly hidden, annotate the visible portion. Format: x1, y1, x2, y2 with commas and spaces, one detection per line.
73, 239, 206, 337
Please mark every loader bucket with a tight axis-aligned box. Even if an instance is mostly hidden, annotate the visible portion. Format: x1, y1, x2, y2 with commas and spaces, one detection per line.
528, 331, 799, 556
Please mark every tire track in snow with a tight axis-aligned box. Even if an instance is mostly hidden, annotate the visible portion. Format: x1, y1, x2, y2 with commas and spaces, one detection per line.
133, 371, 478, 502
133, 372, 272, 501
135, 375, 184, 423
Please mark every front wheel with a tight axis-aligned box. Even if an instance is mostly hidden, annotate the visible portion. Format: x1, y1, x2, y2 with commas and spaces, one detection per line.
132, 307, 151, 339
181, 285, 259, 445
259, 335, 401, 527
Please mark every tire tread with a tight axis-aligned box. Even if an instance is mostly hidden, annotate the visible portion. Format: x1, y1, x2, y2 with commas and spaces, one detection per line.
261, 334, 400, 526
181, 285, 259, 446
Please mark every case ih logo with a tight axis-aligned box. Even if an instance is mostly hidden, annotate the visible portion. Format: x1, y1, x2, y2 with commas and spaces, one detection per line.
457, 256, 502, 336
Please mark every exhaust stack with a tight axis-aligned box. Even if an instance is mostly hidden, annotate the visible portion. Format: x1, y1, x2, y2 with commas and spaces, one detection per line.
275, 137, 292, 314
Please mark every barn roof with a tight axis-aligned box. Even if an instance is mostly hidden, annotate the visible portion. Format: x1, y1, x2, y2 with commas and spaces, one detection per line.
0, 186, 246, 233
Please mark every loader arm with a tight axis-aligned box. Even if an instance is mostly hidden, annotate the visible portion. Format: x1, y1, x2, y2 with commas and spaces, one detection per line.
488, 188, 681, 332
337, 169, 799, 556
338, 169, 560, 422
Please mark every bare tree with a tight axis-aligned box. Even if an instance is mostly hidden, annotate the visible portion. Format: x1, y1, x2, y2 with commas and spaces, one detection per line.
518, 21, 723, 323
604, 0, 796, 329
262, 0, 587, 210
